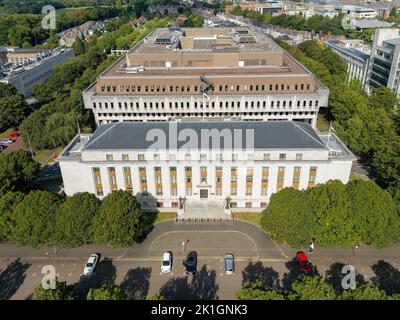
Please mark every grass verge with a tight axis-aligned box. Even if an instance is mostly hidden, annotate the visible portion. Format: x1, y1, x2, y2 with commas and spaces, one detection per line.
232, 212, 263, 226
143, 212, 177, 227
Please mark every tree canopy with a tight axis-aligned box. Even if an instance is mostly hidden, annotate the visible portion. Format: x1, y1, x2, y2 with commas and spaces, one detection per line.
261, 188, 313, 248
54, 192, 100, 247
0, 151, 39, 196
12, 191, 63, 247
93, 190, 144, 246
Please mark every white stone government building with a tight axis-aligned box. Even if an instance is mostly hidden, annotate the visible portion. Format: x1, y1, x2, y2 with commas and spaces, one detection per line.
58, 121, 355, 213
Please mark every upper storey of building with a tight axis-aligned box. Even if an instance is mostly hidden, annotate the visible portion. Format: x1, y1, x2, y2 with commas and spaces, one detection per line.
86, 27, 327, 97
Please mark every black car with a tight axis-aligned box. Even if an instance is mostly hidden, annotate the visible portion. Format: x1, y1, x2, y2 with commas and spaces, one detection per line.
185, 251, 197, 274
0, 144, 6, 151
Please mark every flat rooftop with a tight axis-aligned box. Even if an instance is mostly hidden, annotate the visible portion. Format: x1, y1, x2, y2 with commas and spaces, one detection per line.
132, 27, 281, 55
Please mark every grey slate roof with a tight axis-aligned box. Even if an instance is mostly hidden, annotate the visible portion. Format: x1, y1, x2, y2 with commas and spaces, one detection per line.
83, 121, 327, 150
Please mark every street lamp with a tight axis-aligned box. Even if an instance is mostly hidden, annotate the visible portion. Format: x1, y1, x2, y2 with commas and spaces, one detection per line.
20, 124, 34, 157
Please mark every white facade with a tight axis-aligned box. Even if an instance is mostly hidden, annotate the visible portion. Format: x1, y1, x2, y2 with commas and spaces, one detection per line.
58, 122, 355, 212
326, 40, 371, 90
84, 90, 328, 127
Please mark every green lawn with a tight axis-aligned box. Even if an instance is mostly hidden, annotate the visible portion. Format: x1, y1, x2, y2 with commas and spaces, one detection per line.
33, 147, 63, 165
33, 149, 52, 164
143, 212, 177, 227
0, 128, 14, 139
232, 212, 263, 226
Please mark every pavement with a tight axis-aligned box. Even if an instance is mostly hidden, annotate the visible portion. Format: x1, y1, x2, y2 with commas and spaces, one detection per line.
1, 220, 400, 300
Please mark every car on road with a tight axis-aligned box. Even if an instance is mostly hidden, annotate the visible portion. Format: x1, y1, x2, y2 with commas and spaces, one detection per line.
0, 144, 6, 152
0, 138, 16, 144
185, 251, 197, 275
83, 253, 99, 276
161, 251, 172, 273
224, 253, 235, 274
295, 251, 312, 274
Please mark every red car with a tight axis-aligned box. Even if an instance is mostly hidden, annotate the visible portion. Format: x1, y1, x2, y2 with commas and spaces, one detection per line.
295, 251, 313, 273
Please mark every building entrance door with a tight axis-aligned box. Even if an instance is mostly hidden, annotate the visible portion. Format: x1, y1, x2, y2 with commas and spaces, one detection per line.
200, 189, 208, 199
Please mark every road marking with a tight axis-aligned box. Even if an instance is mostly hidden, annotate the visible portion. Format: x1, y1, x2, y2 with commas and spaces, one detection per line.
148, 230, 260, 259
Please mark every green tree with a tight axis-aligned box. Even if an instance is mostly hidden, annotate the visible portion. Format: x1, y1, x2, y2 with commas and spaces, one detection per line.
54, 192, 100, 247
0, 151, 39, 196
236, 281, 285, 300
0, 83, 29, 131
34, 279, 74, 300
87, 285, 126, 300
72, 36, 85, 55
339, 283, 387, 300
346, 180, 400, 247
93, 190, 144, 246
368, 87, 398, 114
0, 192, 24, 242
12, 191, 63, 247
261, 188, 314, 248
288, 276, 336, 300
307, 180, 356, 248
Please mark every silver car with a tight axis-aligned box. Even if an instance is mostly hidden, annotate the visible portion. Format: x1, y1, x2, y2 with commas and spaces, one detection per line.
83, 254, 99, 276
224, 253, 234, 274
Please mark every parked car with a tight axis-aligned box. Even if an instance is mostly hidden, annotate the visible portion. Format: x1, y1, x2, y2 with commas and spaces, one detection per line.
0, 138, 16, 144
161, 251, 172, 273
185, 251, 197, 275
83, 253, 99, 276
295, 251, 312, 274
0, 144, 6, 151
224, 253, 235, 274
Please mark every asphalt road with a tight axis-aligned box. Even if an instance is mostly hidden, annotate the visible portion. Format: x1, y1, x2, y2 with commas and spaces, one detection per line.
1, 221, 400, 300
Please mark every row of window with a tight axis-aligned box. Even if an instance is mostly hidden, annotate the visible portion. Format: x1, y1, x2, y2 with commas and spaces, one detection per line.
92, 166, 317, 197
93, 99, 319, 111
96, 111, 316, 119
100, 83, 313, 94
105, 153, 304, 162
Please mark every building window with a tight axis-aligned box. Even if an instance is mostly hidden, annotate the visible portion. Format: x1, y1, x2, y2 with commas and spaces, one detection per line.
106, 154, 113, 161
200, 166, 207, 183
154, 167, 163, 195
154, 154, 160, 161
123, 167, 132, 191
215, 166, 222, 195
308, 167, 317, 188
296, 153, 303, 161
216, 153, 223, 161
277, 166, 285, 191
185, 166, 192, 196
245, 202, 252, 208
138, 154, 145, 161
293, 166, 301, 189
170, 167, 177, 196
185, 153, 191, 161
279, 153, 286, 160
92, 167, 103, 196
108, 167, 117, 191
261, 166, 269, 196
200, 154, 207, 161
122, 154, 129, 161
139, 167, 147, 192
263, 153, 270, 160
232, 153, 238, 161
231, 167, 237, 195
246, 167, 253, 196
